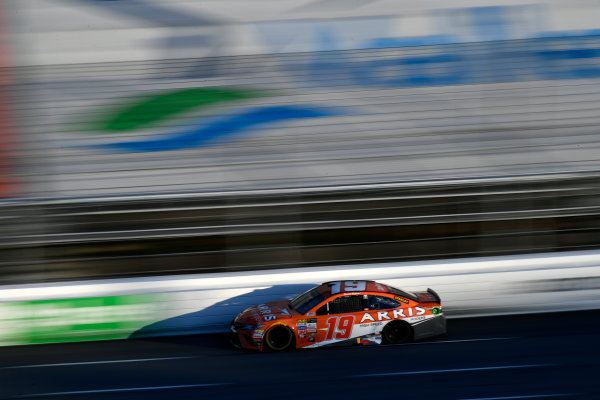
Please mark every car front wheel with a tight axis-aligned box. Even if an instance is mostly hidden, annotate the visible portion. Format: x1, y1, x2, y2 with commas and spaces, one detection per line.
264, 325, 294, 351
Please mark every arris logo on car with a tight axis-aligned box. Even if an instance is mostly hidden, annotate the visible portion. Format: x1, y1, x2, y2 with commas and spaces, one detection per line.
79, 87, 341, 152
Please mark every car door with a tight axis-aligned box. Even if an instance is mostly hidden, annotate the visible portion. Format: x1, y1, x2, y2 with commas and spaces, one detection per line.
310, 294, 366, 346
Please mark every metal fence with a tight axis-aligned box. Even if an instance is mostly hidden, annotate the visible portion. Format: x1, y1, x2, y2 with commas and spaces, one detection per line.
2, 173, 599, 284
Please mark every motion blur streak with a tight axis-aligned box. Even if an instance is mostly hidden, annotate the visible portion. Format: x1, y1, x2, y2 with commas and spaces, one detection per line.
352, 364, 555, 377
1, 311, 598, 399
457, 394, 578, 400
1, 1, 599, 398
14, 383, 232, 398
2, 2, 600, 284
3, 356, 194, 369
1, 176, 599, 284
3, 1, 600, 199
0, 6, 16, 197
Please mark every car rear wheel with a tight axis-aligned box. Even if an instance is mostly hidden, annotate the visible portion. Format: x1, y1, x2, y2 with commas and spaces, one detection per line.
382, 320, 412, 344
264, 325, 294, 351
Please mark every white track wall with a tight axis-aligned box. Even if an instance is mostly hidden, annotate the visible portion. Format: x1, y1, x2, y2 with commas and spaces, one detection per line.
0, 250, 598, 346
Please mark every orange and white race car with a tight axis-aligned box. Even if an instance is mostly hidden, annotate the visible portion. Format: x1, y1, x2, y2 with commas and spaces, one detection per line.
230, 280, 446, 351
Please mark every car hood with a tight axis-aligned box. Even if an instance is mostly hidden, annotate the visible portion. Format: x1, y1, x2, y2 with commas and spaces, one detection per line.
235, 300, 295, 325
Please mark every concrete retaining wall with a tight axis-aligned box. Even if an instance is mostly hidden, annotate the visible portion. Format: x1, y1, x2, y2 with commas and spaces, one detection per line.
1, 249, 598, 346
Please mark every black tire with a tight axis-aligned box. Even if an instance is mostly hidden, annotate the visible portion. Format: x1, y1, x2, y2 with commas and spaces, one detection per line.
382, 320, 412, 344
264, 325, 295, 351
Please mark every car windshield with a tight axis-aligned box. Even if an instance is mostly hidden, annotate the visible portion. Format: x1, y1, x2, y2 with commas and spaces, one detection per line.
289, 288, 326, 314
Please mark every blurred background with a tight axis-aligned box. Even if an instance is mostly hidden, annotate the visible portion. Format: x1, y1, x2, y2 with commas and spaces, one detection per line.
2, 0, 600, 284
1, 2, 600, 399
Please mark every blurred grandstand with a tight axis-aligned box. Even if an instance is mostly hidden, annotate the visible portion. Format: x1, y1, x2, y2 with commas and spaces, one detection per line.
1, 0, 600, 284
1, 175, 600, 284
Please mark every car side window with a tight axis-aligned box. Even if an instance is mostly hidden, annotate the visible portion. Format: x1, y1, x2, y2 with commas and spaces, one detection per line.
316, 295, 365, 315
367, 295, 401, 310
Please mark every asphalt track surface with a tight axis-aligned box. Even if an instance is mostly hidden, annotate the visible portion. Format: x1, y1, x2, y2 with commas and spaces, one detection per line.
1, 310, 599, 400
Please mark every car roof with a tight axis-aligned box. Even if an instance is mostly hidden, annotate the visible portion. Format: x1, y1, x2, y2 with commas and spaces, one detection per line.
319, 280, 390, 295
317, 280, 418, 301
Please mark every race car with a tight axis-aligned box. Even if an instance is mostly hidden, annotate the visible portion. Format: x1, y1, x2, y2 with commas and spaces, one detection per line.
230, 280, 446, 351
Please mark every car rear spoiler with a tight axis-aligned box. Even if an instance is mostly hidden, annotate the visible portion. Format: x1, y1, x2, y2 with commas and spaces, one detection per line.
427, 288, 441, 302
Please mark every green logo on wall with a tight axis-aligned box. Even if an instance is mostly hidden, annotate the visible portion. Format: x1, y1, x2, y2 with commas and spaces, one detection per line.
76, 87, 340, 152
0, 294, 160, 345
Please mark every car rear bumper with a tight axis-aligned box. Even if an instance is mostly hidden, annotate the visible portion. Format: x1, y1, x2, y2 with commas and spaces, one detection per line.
412, 314, 446, 341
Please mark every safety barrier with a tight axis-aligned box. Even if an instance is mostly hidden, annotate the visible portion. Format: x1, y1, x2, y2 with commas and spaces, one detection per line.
0, 249, 598, 346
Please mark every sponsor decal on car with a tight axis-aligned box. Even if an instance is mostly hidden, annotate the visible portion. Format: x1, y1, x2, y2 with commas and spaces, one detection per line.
277, 307, 291, 317
258, 304, 278, 321
430, 306, 442, 315
258, 304, 271, 313
359, 307, 426, 323
394, 296, 409, 304
357, 334, 383, 345
252, 330, 265, 339
359, 321, 383, 328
